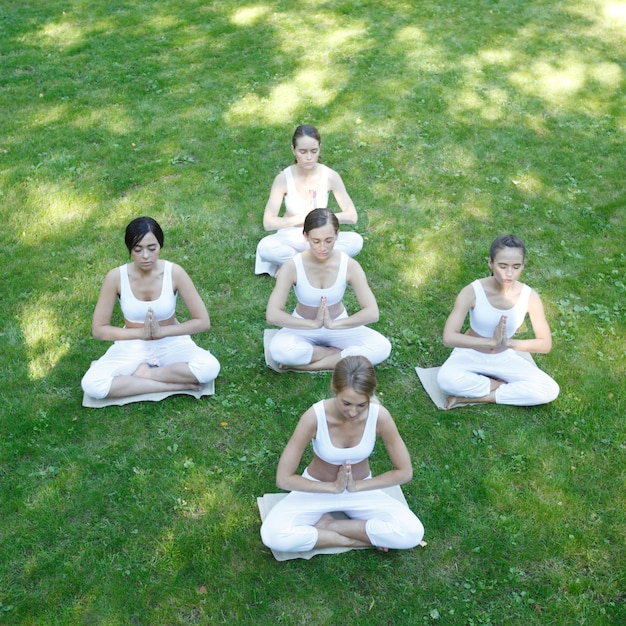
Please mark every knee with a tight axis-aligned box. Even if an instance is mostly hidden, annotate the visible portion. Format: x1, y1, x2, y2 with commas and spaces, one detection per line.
378, 336, 392, 361
270, 339, 311, 366
342, 232, 364, 256
189, 353, 220, 383
256, 236, 273, 257
366, 514, 424, 550
81, 369, 111, 400
541, 377, 560, 403
260, 522, 315, 553
436, 365, 455, 392
368, 336, 391, 364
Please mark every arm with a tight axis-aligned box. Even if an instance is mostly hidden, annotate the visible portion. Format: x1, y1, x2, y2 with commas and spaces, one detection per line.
275, 408, 346, 494
348, 406, 413, 493
323, 259, 379, 330
262, 171, 304, 231
265, 261, 323, 329
441, 285, 501, 350
151, 264, 211, 339
327, 168, 358, 225
507, 290, 552, 353
91, 269, 149, 342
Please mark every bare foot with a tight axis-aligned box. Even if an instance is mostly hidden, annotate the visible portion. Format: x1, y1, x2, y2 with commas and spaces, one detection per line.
133, 363, 153, 379
131, 363, 201, 390
314, 513, 337, 530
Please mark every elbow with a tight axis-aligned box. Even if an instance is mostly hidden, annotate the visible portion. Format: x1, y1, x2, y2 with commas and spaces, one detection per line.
266, 309, 280, 326
367, 305, 380, 324
442, 333, 453, 348
262, 217, 276, 231
276, 476, 289, 491
398, 466, 413, 484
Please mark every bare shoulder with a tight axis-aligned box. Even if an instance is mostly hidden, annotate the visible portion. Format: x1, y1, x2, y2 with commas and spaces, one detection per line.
294, 405, 319, 437
346, 256, 366, 279
102, 266, 122, 290
374, 403, 402, 437
277, 258, 297, 284
273, 168, 288, 188
455, 283, 476, 307
527, 287, 546, 310
374, 402, 393, 423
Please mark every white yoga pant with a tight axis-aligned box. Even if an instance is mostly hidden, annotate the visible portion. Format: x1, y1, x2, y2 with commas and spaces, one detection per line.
255, 226, 363, 276
269, 312, 391, 366
81, 336, 221, 399
260, 470, 424, 552
437, 348, 559, 406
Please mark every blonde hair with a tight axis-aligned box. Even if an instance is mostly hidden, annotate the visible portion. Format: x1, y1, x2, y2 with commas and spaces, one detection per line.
331, 356, 377, 398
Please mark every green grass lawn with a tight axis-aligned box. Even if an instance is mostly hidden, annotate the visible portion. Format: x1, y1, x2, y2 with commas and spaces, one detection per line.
0, 0, 624, 624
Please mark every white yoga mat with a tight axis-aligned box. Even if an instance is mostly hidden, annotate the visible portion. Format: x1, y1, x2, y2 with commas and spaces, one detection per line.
257, 485, 409, 561
82, 380, 215, 408
415, 352, 535, 410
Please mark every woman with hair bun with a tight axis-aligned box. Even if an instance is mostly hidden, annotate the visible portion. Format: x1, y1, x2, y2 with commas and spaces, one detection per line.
81, 216, 220, 400
437, 234, 559, 408
266, 208, 390, 371
255, 124, 363, 277
261, 355, 424, 553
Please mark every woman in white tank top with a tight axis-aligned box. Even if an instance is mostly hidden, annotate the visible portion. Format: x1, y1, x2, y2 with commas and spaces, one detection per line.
260, 356, 424, 554
81, 217, 220, 401
436, 234, 559, 408
255, 124, 363, 277
265, 209, 390, 371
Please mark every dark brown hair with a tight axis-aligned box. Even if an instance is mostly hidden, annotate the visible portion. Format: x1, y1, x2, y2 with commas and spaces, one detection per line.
125, 217, 164, 253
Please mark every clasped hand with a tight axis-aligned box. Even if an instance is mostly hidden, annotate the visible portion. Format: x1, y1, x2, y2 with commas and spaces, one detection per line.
334, 461, 357, 493
314, 296, 334, 329
491, 315, 508, 348
142, 308, 162, 340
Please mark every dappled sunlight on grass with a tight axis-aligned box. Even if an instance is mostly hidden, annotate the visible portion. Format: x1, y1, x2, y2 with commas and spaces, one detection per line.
21, 299, 69, 379
19, 182, 91, 238
400, 237, 456, 290
568, 0, 626, 37
604, 0, 626, 24
230, 5, 271, 27
509, 54, 623, 108
511, 171, 546, 196
32, 20, 86, 48
71, 105, 136, 135
225, 10, 367, 125
226, 67, 349, 124
22, 103, 69, 128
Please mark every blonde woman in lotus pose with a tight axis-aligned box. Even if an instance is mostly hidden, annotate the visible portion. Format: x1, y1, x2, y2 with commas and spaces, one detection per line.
261, 355, 424, 553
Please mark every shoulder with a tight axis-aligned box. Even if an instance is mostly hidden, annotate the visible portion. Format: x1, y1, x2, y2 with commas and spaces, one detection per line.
170, 262, 196, 289
323, 164, 341, 180
103, 266, 122, 288
526, 286, 544, 309
374, 404, 398, 434
271, 169, 289, 189
456, 282, 478, 304
295, 405, 319, 436
345, 255, 363, 275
